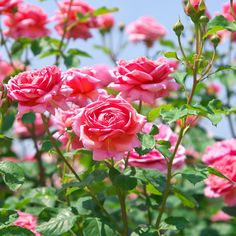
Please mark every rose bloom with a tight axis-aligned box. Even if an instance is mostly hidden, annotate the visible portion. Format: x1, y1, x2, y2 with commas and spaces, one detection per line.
13, 113, 52, 138
14, 211, 41, 236
156, 57, 179, 72
206, 82, 221, 95
190, 0, 201, 10
126, 16, 166, 46
211, 211, 232, 222
109, 57, 179, 104
54, 0, 95, 40
62, 67, 105, 106
96, 13, 115, 31
53, 106, 83, 150
222, 2, 236, 22
176, 115, 200, 127
93, 64, 115, 88
204, 155, 236, 206
72, 95, 146, 161
0, 59, 13, 83
4, 3, 49, 39
7, 66, 68, 116
202, 139, 236, 165
128, 123, 186, 173
0, 0, 22, 14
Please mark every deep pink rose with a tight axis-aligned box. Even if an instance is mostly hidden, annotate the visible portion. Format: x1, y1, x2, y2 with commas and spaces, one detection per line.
93, 64, 115, 88
202, 139, 236, 164
54, 0, 95, 40
109, 57, 179, 104
14, 211, 41, 236
4, 3, 49, 39
72, 96, 146, 161
126, 16, 166, 45
96, 14, 115, 30
62, 67, 105, 106
211, 211, 232, 222
204, 154, 236, 206
128, 123, 185, 173
0, 59, 13, 82
13, 113, 52, 138
53, 105, 83, 150
190, 0, 201, 10
7, 66, 68, 116
0, 0, 22, 14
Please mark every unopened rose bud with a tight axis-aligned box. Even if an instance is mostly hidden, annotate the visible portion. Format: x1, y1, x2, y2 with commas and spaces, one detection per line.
199, 15, 209, 26
185, 0, 206, 22
173, 19, 184, 36
211, 34, 220, 48
119, 22, 125, 32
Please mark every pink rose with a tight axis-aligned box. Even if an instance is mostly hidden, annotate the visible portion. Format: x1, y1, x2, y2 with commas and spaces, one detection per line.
62, 67, 105, 106
222, 2, 236, 22
13, 113, 52, 138
54, 0, 95, 40
176, 115, 200, 127
72, 96, 146, 161
202, 139, 236, 164
204, 154, 236, 206
96, 14, 115, 31
109, 57, 179, 104
206, 82, 221, 95
0, 0, 22, 14
126, 16, 166, 46
0, 59, 13, 83
14, 211, 41, 236
190, 0, 201, 10
93, 64, 115, 88
128, 123, 185, 173
156, 57, 179, 71
211, 211, 232, 222
53, 105, 83, 150
4, 3, 49, 39
7, 66, 68, 116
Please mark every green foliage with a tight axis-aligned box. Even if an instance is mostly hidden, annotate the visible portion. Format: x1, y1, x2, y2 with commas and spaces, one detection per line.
0, 209, 18, 229
164, 216, 189, 230
0, 226, 34, 236
22, 112, 35, 124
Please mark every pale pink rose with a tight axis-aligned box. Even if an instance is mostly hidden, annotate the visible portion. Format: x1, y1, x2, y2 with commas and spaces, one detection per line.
14, 211, 41, 236
157, 57, 179, 72
206, 82, 221, 95
0, 0, 22, 14
93, 64, 115, 88
4, 3, 49, 39
211, 211, 232, 222
222, 2, 236, 22
97, 14, 115, 31
62, 67, 104, 106
53, 105, 83, 150
7, 66, 68, 116
13, 113, 52, 138
190, 0, 201, 10
128, 123, 185, 173
54, 0, 95, 40
109, 57, 179, 104
126, 16, 166, 46
72, 95, 146, 161
202, 139, 236, 164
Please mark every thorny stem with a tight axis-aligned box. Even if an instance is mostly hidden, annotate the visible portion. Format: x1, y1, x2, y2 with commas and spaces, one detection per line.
41, 114, 122, 234
155, 23, 201, 232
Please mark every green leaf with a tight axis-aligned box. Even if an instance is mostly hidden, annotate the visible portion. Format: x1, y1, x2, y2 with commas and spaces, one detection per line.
39, 49, 60, 58
170, 72, 187, 86
63, 54, 80, 68
135, 133, 155, 155
222, 206, 236, 216
173, 187, 198, 208
149, 124, 159, 135
208, 15, 236, 32
37, 208, 77, 236
0, 161, 25, 191
147, 104, 173, 122
143, 169, 166, 193
109, 168, 137, 191
76, 12, 91, 22
94, 45, 111, 55
0, 226, 34, 236
159, 39, 176, 49
93, 7, 119, 16
0, 135, 12, 148
83, 217, 118, 236
208, 167, 236, 185
164, 51, 179, 60
164, 217, 189, 230
131, 226, 158, 236
182, 168, 207, 185
22, 112, 35, 124
155, 142, 172, 159
0, 209, 18, 229
31, 39, 42, 56
67, 49, 92, 58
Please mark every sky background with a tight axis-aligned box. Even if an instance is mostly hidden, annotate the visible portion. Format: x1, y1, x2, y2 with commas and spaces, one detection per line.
3, 0, 234, 139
